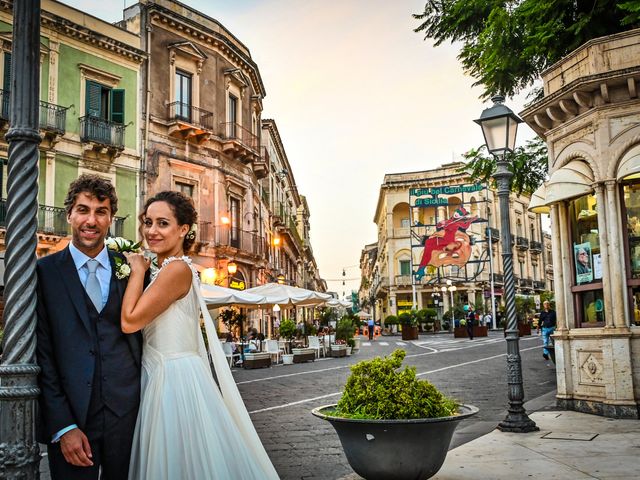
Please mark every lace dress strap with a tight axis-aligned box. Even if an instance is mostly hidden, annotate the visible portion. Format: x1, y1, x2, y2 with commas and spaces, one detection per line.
151, 255, 199, 283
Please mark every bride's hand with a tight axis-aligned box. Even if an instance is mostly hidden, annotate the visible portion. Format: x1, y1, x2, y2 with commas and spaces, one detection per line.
123, 252, 151, 274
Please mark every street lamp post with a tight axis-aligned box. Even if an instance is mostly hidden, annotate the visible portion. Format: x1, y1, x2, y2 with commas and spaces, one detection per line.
441, 280, 456, 331
475, 95, 538, 433
0, 1, 42, 478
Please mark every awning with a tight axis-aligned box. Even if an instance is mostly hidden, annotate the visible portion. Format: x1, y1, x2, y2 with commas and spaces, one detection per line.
201, 284, 268, 306
244, 282, 332, 307
617, 145, 640, 181
527, 183, 550, 214
545, 160, 594, 204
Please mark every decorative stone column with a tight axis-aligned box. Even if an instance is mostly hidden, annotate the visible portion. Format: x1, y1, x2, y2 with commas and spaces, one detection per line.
557, 203, 575, 328
593, 183, 614, 328
604, 180, 628, 327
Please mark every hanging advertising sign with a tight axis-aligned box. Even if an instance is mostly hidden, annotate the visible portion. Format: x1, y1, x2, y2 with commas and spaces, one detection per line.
409, 182, 489, 285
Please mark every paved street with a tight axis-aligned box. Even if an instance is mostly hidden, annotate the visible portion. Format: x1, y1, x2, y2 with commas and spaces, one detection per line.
238, 331, 557, 480
38, 331, 556, 480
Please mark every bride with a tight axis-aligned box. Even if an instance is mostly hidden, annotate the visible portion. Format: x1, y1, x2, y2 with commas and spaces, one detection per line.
121, 191, 279, 479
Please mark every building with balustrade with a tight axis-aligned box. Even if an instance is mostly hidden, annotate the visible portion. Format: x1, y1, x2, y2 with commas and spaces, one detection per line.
360, 162, 553, 324
521, 28, 640, 418
121, 1, 324, 297
0, 0, 143, 256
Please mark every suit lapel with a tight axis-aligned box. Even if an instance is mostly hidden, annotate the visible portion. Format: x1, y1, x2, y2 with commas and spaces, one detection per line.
57, 246, 92, 334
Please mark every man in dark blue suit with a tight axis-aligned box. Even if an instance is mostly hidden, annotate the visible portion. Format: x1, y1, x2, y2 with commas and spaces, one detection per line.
36, 175, 141, 479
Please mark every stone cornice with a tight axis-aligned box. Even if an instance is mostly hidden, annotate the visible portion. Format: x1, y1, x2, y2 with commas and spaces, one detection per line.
148, 4, 266, 98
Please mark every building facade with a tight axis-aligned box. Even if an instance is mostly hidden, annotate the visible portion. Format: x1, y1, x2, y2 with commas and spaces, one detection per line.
361, 163, 552, 324
0, 0, 143, 256
521, 28, 640, 418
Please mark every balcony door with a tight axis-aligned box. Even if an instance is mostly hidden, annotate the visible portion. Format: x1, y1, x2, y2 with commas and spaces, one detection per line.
175, 70, 192, 122
85, 80, 124, 144
228, 94, 238, 138
230, 197, 240, 248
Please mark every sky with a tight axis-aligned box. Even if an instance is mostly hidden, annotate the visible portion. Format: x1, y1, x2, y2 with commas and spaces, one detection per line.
63, 0, 537, 298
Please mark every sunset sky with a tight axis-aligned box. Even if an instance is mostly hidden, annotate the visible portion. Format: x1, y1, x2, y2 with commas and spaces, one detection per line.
63, 0, 537, 297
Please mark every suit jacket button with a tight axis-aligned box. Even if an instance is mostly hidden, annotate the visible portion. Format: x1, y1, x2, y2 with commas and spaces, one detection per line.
89, 350, 95, 355
87, 382, 91, 387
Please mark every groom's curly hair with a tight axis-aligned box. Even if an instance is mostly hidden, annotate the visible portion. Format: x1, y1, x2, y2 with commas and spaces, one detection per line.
64, 174, 118, 215
141, 191, 198, 252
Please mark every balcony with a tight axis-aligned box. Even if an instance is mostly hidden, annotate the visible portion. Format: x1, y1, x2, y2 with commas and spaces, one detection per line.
253, 146, 269, 180
393, 227, 410, 238
492, 273, 504, 284
220, 122, 259, 161
271, 202, 287, 227
520, 278, 533, 288
395, 275, 412, 286
516, 236, 529, 251
286, 216, 303, 249
195, 221, 212, 245
167, 102, 213, 143
533, 280, 546, 290
209, 224, 266, 257
80, 116, 125, 152
530, 240, 543, 253
0, 199, 125, 238
0, 89, 68, 140
486, 227, 499, 242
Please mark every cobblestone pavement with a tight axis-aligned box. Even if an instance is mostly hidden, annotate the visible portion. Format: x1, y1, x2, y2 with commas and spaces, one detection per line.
38, 331, 556, 479
237, 331, 557, 480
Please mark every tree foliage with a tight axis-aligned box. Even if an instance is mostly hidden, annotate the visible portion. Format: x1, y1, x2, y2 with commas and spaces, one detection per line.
414, 1, 640, 99
461, 136, 549, 194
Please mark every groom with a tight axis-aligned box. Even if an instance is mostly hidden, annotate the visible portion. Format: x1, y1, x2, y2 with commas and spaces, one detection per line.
36, 175, 141, 479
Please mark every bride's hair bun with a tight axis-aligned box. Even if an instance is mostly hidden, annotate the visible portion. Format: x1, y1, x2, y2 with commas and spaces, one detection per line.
141, 191, 198, 252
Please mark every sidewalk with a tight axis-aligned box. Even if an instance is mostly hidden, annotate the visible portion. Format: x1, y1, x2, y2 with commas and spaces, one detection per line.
342, 390, 640, 480
433, 391, 640, 480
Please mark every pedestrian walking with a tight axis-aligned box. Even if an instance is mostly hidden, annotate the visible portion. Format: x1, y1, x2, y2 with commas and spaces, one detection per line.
466, 306, 475, 340
367, 317, 375, 341
538, 301, 557, 360
483, 312, 492, 328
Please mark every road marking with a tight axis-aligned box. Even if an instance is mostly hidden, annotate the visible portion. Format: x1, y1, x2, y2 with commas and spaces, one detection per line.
248, 344, 542, 414
362, 342, 371, 346
396, 341, 407, 346
236, 365, 349, 385
378, 342, 389, 346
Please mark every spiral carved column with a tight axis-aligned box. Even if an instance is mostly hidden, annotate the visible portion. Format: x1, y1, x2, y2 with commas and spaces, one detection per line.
0, 1, 43, 478
494, 157, 538, 433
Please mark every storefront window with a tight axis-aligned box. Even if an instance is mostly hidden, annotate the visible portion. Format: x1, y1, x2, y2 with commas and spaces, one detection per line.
569, 193, 604, 327
623, 181, 640, 279
631, 286, 640, 327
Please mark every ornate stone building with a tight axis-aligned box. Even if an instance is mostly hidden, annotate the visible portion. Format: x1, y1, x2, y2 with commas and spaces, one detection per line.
522, 28, 640, 418
360, 162, 552, 323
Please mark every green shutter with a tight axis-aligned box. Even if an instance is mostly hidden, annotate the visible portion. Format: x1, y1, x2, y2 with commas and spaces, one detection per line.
110, 89, 125, 124
86, 81, 102, 118
3, 53, 11, 92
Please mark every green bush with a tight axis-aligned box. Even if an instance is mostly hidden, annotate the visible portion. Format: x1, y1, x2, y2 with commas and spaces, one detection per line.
336, 316, 354, 342
398, 312, 416, 326
384, 315, 398, 325
335, 350, 458, 420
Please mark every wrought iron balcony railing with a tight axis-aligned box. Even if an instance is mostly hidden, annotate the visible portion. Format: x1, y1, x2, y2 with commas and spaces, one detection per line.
533, 280, 546, 290
0, 199, 125, 237
80, 115, 125, 150
520, 278, 533, 288
220, 122, 259, 152
492, 273, 504, 284
209, 224, 266, 257
486, 227, 500, 242
0, 89, 68, 135
167, 102, 214, 130
529, 240, 543, 253
516, 236, 530, 250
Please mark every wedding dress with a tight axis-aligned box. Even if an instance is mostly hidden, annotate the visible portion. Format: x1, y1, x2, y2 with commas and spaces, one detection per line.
128, 257, 279, 479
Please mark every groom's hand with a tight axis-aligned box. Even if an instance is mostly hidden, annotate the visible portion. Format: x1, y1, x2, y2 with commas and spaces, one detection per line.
60, 428, 93, 467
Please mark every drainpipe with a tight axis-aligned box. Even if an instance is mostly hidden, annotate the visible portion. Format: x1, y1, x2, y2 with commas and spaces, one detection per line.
141, 10, 152, 211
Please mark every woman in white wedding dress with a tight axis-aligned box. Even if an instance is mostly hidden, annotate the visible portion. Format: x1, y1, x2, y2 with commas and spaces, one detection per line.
120, 191, 279, 480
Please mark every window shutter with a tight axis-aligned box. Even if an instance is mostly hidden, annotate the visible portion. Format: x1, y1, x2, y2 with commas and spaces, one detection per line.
3, 53, 11, 92
110, 89, 125, 124
86, 81, 102, 118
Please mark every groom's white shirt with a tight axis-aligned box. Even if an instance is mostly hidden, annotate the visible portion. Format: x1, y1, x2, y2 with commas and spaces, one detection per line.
52, 242, 112, 443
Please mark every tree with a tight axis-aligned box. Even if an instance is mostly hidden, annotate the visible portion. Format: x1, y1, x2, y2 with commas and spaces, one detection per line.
461, 136, 549, 194
413, 1, 640, 100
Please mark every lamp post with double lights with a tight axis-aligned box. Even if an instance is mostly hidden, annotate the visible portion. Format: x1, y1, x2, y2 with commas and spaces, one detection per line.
475, 95, 538, 433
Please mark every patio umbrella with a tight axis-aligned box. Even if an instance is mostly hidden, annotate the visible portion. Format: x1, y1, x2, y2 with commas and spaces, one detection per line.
244, 282, 332, 306
324, 298, 352, 308
201, 284, 268, 306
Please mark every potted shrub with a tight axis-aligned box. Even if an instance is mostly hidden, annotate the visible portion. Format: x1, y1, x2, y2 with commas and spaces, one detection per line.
346, 338, 355, 356
384, 314, 397, 334
279, 318, 296, 365
399, 311, 419, 340
312, 350, 478, 479
332, 317, 353, 357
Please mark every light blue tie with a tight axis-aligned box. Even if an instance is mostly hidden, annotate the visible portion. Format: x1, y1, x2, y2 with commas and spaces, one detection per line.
85, 259, 102, 312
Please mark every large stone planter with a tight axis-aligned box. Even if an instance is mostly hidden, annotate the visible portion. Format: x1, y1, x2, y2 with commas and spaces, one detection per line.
330, 344, 347, 357
292, 347, 315, 363
352, 337, 361, 354
401, 325, 419, 340
312, 404, 478, 480
454, 326, 488, 338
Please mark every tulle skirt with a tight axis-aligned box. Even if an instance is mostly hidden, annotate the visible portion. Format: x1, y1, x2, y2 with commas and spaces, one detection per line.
128, 346, 270, 480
